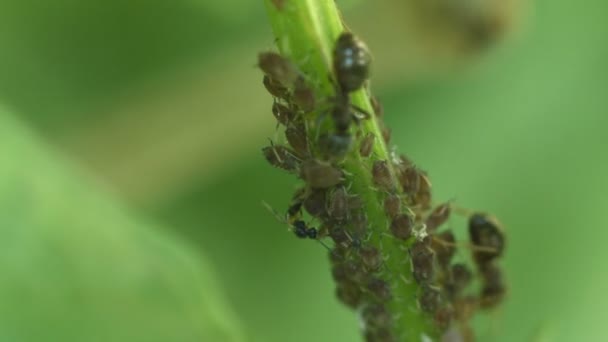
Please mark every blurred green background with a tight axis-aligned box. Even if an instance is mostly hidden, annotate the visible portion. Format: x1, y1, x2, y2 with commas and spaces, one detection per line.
1, 0, 607, 341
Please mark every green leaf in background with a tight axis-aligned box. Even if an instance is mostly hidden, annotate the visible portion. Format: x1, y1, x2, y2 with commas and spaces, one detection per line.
0, 109, 244, 342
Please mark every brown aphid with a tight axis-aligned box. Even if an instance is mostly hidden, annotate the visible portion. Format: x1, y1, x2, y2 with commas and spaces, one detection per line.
360, 246, 383, 272
286, 187, 306, 221
413, 171, 432, 209
258, 51, 298, 86
419, 285, 442, 313
362, 304, 392, 328
426, 202, 452, 233
263, 75, 289, 100
381, 125, 392, 145
333, 32, 372, 92
303, 188, 328, 218
453, 295, 478, 321
359, 133, 375, 157
336, 283, 363, 309
383, 194, 401, 219
372, 160, 394, 191
431, 230, 456, 267
410, 237, 435, 284
390, 214, 413, 240
445, 263, 473, 300
292, 76, 315, 112
271, 101, 296, 126
371, 96, 384, 117
318, 132, 352, 160
328, 186, 349, 223
270, 0, 285, 10
262, 144, 300, 173
397, 165, 421, 195
351, 210, 369, 237
479, 263, 506, 309
434, 306, 454, 330
299, 159, 343, 188
284, 121, 309, 158
469, 213, 505, 263
367, 277, 392, 301
364, 328, 396, 342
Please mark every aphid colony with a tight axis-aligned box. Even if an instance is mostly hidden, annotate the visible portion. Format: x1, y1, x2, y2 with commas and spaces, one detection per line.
259, 31, 506, 342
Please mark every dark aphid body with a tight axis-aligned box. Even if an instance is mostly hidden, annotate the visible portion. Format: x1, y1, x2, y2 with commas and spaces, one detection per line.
445, 263, 473, 300
299, 159, 343, 188
383, 194, 401, 219
271, 101, 296, 126
419, 285, 442, 313
318, 132, 352, 160
434, 306, 454, 330
479, 263, 506, 309
328, 186, 349, 223
292, 220, 318, 240
390, 214, 413, 240
333, 32, 372, 93
263, 75, 289, 100
468, 213, 505, 263
359, 133, 375, 157
431, 230, 456, 268
336, 283, 363, 309
372, 160, 394, 191
360, 246, 383, 272
367, 277, 392, 301
371, 96, 384, 117
410, 237, 435, 284
425, 202, 452, 233
262, 144, 300, 173
362, 304, 392, 328
303, 188, 328, 218
381, 126, 392, 145
284, 121, 309, 158
258, 52, 299, 87
292, 76, 315, 112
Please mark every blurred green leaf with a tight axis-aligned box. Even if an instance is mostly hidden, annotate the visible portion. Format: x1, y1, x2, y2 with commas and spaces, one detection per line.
0, 109, 244, 342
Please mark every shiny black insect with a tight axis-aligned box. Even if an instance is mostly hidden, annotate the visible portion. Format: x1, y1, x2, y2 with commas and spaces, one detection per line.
468, 213, 505, 264
292, 219, 318, 239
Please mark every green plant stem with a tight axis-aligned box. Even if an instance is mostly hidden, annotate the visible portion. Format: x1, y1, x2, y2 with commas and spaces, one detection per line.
263, 0, 440, 340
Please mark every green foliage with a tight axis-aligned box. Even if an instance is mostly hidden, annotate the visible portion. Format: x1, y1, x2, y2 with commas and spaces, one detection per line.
0, 111, 244, 342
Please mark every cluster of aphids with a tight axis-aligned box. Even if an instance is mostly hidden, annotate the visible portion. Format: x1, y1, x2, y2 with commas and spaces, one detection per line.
258, 31, 506, 342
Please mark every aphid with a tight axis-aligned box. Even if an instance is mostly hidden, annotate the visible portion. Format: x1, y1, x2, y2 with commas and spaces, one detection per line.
419, 285, 442, 313
413, 171, 432, 209
372, 160, 394, 191
263, 75, 289, 100
468, 213, 505, 264
479, 263, 506, 309
425, 202, 452, 233
284, 121, 309, 158
390, 214, 413, 240
351, 210, 369, 237
270, 0, 285, 11
364, 328, 396, 342
333, 32, 372, 93
410, 237, 435, 284
262, 143, 300, 173
292, 76, 315, 112
271, 101, 296, 126
299, 159, 343, 188
397, 164, 420, 195
383, 194, 401, 219
286, 188, 306, 221
434, 306, 454, 330
367, 277, 392, 301
257, 51, 298, 87
359, 133, 375, 157
381, 125, 392, 145
336, 283, 363, 309
303, 188, 328, 218
360, 246, 383, 272
431, 230, 456, 267
318, 132, 352, 160
445, 263, 473, 300
328, 186, 349, 223
371, 96, 384, 117
361, 304, 392, 328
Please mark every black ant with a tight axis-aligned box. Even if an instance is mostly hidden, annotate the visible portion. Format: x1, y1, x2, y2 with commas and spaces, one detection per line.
263, 201, 319, 240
